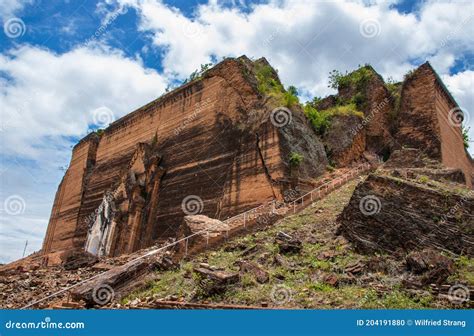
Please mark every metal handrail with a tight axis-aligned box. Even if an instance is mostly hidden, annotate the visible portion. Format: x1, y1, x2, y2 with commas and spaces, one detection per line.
21, 163, 370, 309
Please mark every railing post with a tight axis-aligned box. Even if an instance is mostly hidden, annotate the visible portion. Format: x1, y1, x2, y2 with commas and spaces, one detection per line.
310, 192, 313, 202
184, 238, 188, 256
293, 202, 296, 213
244, 212, 246, 228
206, 231, 209, 246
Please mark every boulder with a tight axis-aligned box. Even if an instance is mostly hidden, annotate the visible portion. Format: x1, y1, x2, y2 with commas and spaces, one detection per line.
239, 261, 269, 284
182, 215, 230, 248
193, 266, 239, 297
275, 232, 302, 254
63, 250, 98, 271
322, 273, 339, 287
273, 254, 290, 268
406, 249, 454, 286
338, 173, 474, 256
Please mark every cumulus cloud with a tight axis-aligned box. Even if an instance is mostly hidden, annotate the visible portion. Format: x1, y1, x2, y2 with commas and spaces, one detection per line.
0, 0, 33, 22
115, 0, 473, 97
0, 44, 167, 262
0, 44, 167, 159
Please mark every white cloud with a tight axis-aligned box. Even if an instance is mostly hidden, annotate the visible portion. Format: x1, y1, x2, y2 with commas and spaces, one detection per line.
0, 44, 167, 159
0, 43, 168, 263
0, 0, 33, 22
442, 70, 474, 152
114, 0, 472, 97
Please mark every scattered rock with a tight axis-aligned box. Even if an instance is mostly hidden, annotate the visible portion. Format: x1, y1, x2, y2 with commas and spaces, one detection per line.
405, 249, 454, 286
91, 263, 115, 271
63, 251, 98, 271
317, 251, 335, 261
239, 261, 269, 284
273, 254, 289, 268
275, 232, 302, 254
241, 245, 259, 257
345, 261, 364, 275
406, 249, 452, 274
322, 273, 339, 287
193, 267, 239, 296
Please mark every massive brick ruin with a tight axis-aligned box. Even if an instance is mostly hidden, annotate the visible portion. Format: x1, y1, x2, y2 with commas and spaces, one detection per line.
40, 56, 473, 265
42, 56, 328, 263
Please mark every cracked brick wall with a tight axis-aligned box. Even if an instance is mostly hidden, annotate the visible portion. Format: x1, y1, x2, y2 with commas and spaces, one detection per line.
42, 56, 327, 260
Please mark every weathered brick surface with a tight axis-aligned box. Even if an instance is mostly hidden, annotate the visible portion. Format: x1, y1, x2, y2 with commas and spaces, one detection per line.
396, 62, 473, 187
338, 173, 474, 256
42, 56, 328, 259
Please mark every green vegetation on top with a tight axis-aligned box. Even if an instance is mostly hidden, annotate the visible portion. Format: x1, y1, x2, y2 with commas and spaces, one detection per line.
385, 77, 402, 120
462, 126, 470, 149
328, 65, 374, 91
325, 65, 376, 112
303, 103, 364, 136
183, 63, 213, 84
255, 63, 299, 108
254, 62, 364, 135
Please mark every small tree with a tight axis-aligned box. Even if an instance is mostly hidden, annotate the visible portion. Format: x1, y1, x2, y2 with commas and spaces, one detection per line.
462, 126, 471, 149
287, 85, 298, 96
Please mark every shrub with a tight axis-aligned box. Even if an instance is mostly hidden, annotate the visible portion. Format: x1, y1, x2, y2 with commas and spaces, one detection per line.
328, 66, 373, 91
404, 69, 416, 81
283, 89, 299, 108
309, 96, 322, 108
303, 103, 363, 137
289, 152, 304, 166
183, 63, 213, 84
462, 126, 470, 149
304, 104, 331, 136
328, 70, 347, 90
287, 85, 298, 96
255, 64, 300, 108
255, 64, 284, 95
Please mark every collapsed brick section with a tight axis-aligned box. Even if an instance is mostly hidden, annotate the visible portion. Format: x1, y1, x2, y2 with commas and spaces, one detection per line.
42, 56, 328, 262
338, 173, 474, 256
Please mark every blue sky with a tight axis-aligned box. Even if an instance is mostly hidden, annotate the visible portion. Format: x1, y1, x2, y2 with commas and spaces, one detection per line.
0, 0, 473, 263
